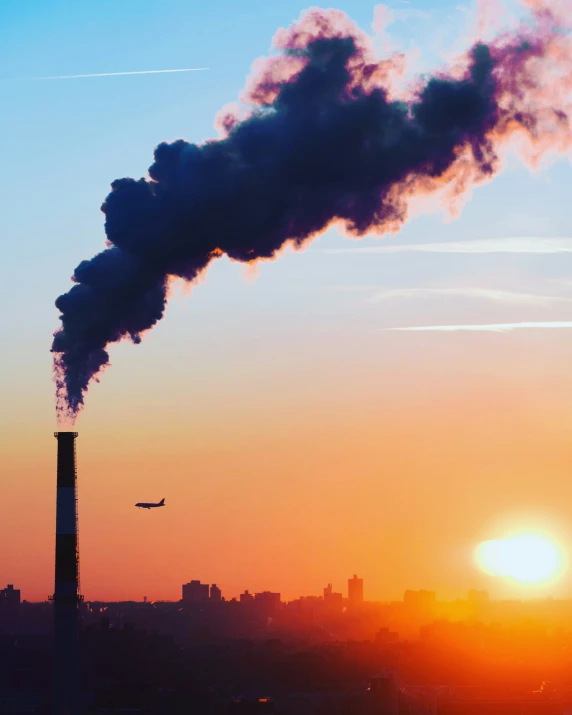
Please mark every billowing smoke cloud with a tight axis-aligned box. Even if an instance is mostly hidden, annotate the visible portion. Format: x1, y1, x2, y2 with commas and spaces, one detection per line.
52, 2, 572, 421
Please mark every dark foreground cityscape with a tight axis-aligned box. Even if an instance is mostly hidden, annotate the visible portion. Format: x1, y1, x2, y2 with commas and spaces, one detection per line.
4, 578, 572, 714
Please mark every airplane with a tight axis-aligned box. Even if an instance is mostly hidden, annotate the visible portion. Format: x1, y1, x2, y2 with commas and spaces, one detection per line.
135, 498, 165, 510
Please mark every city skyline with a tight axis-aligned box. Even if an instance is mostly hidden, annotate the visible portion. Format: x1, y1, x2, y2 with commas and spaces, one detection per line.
6, 576, 572, 715
8, 573, 572, 609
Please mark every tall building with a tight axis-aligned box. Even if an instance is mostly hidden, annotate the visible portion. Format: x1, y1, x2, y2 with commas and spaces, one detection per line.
323, 583, 343, 610
0, 585, 20, 610
254, 592, 281, 613
210, 584, 222, 602
0, 585, 21, 626
182, 580, 209, 603
240, 590, 254, 604
348, 574, 363, 605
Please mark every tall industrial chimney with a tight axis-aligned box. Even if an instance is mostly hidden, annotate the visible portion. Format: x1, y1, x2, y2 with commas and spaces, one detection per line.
52, 431, 81, 715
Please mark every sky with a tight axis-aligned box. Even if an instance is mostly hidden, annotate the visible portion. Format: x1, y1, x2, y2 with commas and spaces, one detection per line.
1, 0, 572, 604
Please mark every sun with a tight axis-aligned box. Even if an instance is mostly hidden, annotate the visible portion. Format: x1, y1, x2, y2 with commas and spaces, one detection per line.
475, 533, 565, 584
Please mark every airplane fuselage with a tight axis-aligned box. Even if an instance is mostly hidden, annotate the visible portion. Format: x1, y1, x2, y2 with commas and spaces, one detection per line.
135, 499, 165, 509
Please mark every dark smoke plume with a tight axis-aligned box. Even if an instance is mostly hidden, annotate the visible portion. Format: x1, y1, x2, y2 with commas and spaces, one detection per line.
52, 1, 572, 421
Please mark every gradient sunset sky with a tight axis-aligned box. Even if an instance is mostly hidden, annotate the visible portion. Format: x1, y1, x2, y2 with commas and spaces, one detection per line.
2, 0, 572, 604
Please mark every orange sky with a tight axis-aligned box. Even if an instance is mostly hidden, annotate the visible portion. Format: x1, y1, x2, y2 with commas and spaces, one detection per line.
4, 317, 572, 603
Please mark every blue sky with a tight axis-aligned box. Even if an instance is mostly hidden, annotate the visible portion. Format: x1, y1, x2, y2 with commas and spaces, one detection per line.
2, 0, 571, 430
0, 0, 569, 413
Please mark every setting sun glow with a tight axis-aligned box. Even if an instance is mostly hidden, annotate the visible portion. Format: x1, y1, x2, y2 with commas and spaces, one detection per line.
476, 534, 565, 584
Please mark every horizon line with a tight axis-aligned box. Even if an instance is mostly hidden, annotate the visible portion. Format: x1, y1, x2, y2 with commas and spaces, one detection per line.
15, 593, 572, 604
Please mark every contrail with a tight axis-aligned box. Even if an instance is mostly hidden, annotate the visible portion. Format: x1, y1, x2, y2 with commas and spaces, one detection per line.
320, 238, 572, 255
19, 68, 209, 81
367, 288, 572, 306
384, 322, 572, 333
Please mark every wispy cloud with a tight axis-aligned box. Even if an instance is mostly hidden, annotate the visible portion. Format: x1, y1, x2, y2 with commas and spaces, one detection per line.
367, 287, 571, 306
323, 285, 571, 306
384, 321, 572, 332
320, 238, 572, 255
392, 7, 433, 22
12, 68, 209, 81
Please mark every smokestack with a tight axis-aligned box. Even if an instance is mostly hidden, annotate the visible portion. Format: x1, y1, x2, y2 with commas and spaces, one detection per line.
52, 431, 81, 715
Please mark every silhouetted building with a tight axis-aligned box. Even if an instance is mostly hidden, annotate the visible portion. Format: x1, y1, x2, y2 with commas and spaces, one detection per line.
240, 590, 254, 604
466, 589, 490, 622
468, 589, 489, 607
375, 628, 399, 644
404, 589, 436, 615
324, 583, 343, 610
348, 575, 363, 605
254, 592, 281, 612
1, 584, 20, 607
0, 585, 20, 620
182, 580, 209, 603
210, 584, 222, 602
